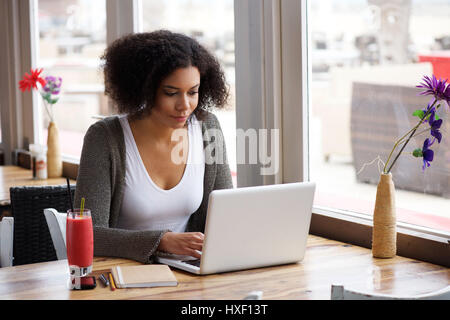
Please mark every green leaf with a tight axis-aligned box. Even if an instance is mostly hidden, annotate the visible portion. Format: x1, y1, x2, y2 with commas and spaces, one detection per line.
41, 92, 51, 102
49, 97, 59, 104
412, 148, 423, 158
413, 109, 425, 119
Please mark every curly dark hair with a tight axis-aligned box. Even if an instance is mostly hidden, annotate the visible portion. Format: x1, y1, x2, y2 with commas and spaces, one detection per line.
101, 30, 229, 120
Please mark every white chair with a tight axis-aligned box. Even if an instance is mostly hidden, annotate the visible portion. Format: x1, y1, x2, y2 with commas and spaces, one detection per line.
331, 284, 450, 300
43, 208, 67, 260
244, 291, 263, 300
0, 217, 14, 267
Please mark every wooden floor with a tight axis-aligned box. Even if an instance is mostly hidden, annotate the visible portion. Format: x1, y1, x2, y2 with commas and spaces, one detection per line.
0, 235, 448, 300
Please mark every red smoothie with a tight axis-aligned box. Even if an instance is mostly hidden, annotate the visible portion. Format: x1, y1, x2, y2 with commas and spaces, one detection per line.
66, 215, 93, 268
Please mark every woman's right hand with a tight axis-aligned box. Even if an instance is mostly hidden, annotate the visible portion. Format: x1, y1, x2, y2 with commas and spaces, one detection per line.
158, 231, 204, 259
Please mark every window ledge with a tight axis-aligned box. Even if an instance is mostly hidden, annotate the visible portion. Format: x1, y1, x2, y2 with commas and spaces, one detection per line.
310, 207, 450, 268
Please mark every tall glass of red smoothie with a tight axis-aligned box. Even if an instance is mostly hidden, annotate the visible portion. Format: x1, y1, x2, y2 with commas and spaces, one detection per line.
66, 209, 93, 277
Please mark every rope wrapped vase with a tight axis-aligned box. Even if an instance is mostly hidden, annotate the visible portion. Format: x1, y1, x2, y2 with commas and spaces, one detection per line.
47, 121, 62, 178
372, 173, 397, 258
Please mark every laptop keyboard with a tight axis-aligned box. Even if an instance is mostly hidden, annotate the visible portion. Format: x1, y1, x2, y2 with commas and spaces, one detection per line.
182, 259, 201, 267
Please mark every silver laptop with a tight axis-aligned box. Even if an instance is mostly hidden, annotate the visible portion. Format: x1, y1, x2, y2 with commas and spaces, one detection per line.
155, 182, 316, 275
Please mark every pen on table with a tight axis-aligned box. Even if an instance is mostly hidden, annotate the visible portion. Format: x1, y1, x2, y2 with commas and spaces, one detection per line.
109, 272, 116, 291
99, 273, 109, 287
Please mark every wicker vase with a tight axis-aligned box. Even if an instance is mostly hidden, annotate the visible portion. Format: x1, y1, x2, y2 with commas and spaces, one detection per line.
372, 173, 397, 258
47, 121, 62, 178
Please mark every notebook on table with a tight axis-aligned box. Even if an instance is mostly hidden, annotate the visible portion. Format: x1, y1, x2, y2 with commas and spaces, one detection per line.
110, 264, 178, 288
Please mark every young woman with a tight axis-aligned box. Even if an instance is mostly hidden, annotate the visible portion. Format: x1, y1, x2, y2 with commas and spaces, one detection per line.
74, 30, 232, 263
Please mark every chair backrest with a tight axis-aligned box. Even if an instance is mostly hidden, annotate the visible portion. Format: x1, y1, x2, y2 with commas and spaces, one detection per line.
350, 82, 450, 198
43, 208, 67, 260
10, 185, 75, 266
12, 149, 32, 169
331, 284, 450, 300
0, 217, 14, 267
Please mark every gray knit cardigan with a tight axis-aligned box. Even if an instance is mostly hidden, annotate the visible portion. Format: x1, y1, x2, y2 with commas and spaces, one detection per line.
74, 112, 233, 263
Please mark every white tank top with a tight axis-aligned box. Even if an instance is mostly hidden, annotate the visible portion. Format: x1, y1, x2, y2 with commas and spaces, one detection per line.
117, 115, 205, 232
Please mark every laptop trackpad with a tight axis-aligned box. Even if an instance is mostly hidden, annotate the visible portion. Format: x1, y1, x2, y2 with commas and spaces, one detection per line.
156, 252, 201, 261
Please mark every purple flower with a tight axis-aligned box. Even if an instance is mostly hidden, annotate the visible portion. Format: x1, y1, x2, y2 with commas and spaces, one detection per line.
421, 101, 436, 117
421, 138, 435, 171
388, 74, 449, 174
417, 75, 450, 108
43, 76, 62, 95
428, 110, 442, 143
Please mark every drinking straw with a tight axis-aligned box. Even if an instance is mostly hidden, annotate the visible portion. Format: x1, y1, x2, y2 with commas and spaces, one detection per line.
66, 178, 74, 213
80, 197, 85, 218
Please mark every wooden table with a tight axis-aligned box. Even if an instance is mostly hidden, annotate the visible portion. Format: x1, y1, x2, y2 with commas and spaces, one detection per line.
0, 235, 448, 300
0, 165, 75, 206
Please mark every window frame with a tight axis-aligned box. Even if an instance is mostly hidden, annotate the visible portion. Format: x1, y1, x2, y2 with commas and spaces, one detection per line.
0, 0, 40, 164
0, 0, 140, 164
2, 0, 449, 267
234, 0, 449, 266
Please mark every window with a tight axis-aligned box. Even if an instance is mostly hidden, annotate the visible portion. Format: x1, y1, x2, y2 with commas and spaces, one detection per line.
2, 0, 446, 264
37, 0, 108, 159
141, 0, 237, 186
308, 0, 450, 233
